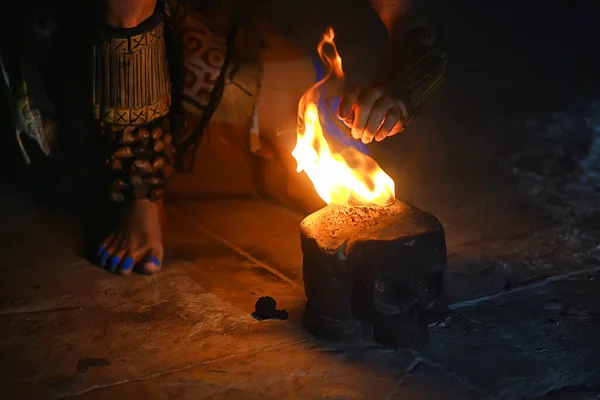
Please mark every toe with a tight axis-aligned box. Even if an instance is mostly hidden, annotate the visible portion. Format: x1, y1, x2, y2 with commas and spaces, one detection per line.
99, 250, 111, 268
97, 236, 114, 268
96, 244, 106, 257
141, 250, 163, 275
108, 254, 122, 273
118, 256, 135, 276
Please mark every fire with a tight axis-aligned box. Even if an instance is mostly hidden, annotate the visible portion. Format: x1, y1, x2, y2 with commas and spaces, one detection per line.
292, 28, 396, 207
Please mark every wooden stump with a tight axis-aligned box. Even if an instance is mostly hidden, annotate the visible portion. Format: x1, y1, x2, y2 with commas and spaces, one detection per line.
300, 200, 447, 348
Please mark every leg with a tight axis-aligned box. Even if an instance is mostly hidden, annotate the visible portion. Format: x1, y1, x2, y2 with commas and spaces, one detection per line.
104, 0, 157, 29
95, 0, 170, 275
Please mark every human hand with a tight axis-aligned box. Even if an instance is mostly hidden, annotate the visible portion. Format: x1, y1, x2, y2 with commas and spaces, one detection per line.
337, 86, 408, 144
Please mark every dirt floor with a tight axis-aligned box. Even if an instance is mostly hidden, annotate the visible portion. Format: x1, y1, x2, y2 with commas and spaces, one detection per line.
2, 0, 600, 399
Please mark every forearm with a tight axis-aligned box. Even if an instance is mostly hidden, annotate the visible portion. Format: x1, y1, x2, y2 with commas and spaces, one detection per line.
368, 0, 424, 87
368, 0, 446, 121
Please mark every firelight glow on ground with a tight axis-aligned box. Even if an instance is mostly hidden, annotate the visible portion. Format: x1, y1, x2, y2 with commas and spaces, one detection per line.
291, 28, 396, 207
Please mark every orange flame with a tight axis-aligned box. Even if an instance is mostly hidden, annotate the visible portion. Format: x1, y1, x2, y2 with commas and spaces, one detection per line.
292, 28, 396, 206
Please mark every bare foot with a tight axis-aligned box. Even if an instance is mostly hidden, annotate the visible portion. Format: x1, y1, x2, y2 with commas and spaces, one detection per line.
96, 199, 166, 275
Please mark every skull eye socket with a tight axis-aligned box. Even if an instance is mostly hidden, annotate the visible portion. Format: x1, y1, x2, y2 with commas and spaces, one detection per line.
372, 276, 421, 315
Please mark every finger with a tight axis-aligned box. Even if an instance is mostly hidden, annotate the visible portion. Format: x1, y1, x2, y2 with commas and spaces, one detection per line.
352, 88, 384, 141
338, 86, 361, 120
375, 108, 404, 142
363, 96, 396, 144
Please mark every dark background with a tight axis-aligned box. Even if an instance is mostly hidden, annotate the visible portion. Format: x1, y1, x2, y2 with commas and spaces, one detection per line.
259, 0, 600, 236
1, 0, 600, 230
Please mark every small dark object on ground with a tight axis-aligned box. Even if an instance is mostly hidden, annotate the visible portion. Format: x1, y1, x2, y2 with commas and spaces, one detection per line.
252, 296, 289, 321
300, 200, 447, 349
76, 357, 111, 373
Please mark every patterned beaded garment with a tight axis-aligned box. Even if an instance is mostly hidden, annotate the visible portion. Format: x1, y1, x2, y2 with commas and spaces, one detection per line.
92, 8, 175, 202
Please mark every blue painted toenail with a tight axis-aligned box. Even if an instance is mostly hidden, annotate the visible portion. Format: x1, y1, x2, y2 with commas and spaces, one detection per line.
100, 251, 110, 267
96, 245, 105, 256
121, 257, 134, 271
148, 256, 161, 266
109, 256, 120, 272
